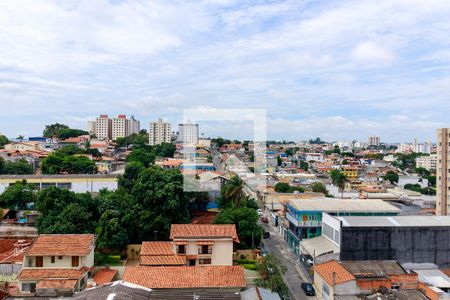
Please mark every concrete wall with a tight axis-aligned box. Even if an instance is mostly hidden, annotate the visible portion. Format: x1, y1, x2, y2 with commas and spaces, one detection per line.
183, 239, 233, 266
340, 226, 450, 267
24, 252, 93, 268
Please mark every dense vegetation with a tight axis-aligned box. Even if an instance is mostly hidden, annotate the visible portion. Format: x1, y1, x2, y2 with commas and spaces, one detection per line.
0, 135, 9, 148
43, 123, 88, 139
0, 158, 34, 175
274, 182, 304, 193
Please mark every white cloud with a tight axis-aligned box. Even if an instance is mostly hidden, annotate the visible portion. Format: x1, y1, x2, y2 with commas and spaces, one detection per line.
351, 41, 395, 65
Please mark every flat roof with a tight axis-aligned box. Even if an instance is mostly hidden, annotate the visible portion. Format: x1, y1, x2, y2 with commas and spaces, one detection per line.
289, 198, 400, 213
341, 261, 406, 277
338, 215, 450, 227
300, 235, 339, 257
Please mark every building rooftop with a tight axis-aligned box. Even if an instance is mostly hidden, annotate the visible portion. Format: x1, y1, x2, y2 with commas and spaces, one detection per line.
140, 255, 185, 266
170, 224, 239, 243
93, 268, 118, 286
17, 268, 85, 280
0, 174, 118, 179
141, 242, 173, 256
27, 234, 95, 256
337, 215, 450, 227
72, 281, 152, 300
313, 260, 355, 287
289, 198, 400, 213
123, 266, 246, 289
340, 261, 406, 277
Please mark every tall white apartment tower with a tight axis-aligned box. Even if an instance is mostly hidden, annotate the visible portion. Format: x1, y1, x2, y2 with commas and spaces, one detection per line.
149, 118, 171, 145
95, 115, 112, 140
178, 121, 199, 145
437, 128, 450, 215
112, 115, 128, 140
368, 136, 380, 146
127, 116, 140, 136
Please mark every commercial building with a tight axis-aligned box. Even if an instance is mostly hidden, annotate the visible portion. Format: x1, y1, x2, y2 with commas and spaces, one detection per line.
0, 174, 118, 194
285, 198, 399, 256
416, 154, 437, 171
149, 118, 171, 145
437, 128, 450, 215
368, 136, 380, 146
308, 214, 450, 268
178, 122, 199, 145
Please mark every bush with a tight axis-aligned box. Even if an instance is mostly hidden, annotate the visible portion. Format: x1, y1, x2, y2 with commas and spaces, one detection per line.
243, 264, 258, 271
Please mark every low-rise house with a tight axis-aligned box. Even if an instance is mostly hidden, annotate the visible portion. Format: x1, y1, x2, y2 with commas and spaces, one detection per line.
140, 224, 239, 267
313, 260, 358, 299
15, 234, 95, 297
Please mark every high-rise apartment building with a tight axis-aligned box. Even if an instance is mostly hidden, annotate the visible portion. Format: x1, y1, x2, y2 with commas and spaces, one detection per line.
368, 136, 380, 146
90, 115, 140, 140
112, 115, 128, 140
178, 121, 199, 145
95, 115, 112, 140
149, 118, 171, 145
437, 128, 449, 215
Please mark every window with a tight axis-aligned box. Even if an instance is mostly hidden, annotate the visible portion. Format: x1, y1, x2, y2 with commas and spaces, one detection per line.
51, 256, 55, 263
22, 283, 36, 293
72, 256, 79, 267
199, 258, 211, 265
36, 256, 43, 267
177, 245, 186, 254
58, 256, 63, 260
198, 245, 212, 254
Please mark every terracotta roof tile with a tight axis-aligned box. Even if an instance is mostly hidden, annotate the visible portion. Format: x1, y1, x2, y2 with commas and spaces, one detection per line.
140, 255, 186, 266
36, 279, 78, 289
140, 242, 173, 256
93, 268, 118, 285
27, 234, 95, 256
170, 224, 239, 243
123, 266, 246, 289
313, 260, 355, 286
17, 268, 85, 280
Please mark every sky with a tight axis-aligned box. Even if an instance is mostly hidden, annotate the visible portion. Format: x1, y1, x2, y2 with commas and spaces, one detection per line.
1, 0, 450, 142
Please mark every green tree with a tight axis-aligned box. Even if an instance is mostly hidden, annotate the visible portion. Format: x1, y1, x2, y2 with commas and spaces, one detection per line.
0, 135, 9, 148
0, 159, 34, 175
0, 180, 35, 210
330, 169, 347, 198
41, 152, 97, 174
214, 207, 263, 249
427, 175, 436, 187
415, 167, 430, 178
384, 171, 399, 184
118, 162, 145, 191
153, 143, 176, 158
58, 129, 88, 140
126, 148, 155, 167
220, 176, 244, 208
115, 132, 149, 148
35, 187, 98, 234
300, 161, 309, 171
43, 123, 70, 138
55, 145, 85, 156
274, 182, 290, 193
311, 182, 328, 195
254, 254, 288, 297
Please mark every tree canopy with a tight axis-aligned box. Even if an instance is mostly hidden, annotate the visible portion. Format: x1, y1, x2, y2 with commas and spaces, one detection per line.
0, 158, 34, 175
0, 180, 36, 210
330, 169, 347, 198
41, 152, 97, 174
383, 171, 399, 184
0, 135, 9, 148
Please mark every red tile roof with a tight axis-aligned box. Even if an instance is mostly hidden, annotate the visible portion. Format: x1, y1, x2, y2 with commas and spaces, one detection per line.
313, 261, 355, 286
140, 242, 173, 256
123, 266, 246, 289
27, 234, 95, 256
170, 224, 239, 243
36, 279, 78, 289
93, 268, 118, 285
140, 255, 186, 266
17, 268, 85, 280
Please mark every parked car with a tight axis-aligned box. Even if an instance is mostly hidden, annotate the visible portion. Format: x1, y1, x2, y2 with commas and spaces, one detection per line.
301, 282, 316, 296
260, 216, 269, 223
263, 231, 270, 239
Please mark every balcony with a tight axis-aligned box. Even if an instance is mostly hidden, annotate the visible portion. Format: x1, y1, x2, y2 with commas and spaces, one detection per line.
286, 213, 322, 227
198, 248, 212, 255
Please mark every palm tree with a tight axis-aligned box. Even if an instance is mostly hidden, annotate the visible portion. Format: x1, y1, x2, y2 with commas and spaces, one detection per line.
17, 135, 24, 142
330, 169, 347, 199
222, 176, 244, 208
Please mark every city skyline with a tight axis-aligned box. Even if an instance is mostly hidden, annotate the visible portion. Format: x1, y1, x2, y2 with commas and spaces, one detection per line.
2, 0, 450, 140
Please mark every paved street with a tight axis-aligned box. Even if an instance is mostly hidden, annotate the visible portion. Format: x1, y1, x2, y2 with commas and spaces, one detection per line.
261, 223, 317, 300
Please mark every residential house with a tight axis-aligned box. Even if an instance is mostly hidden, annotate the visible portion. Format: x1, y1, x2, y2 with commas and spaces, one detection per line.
140, 224, 239, 267
15, 234, 95, 297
